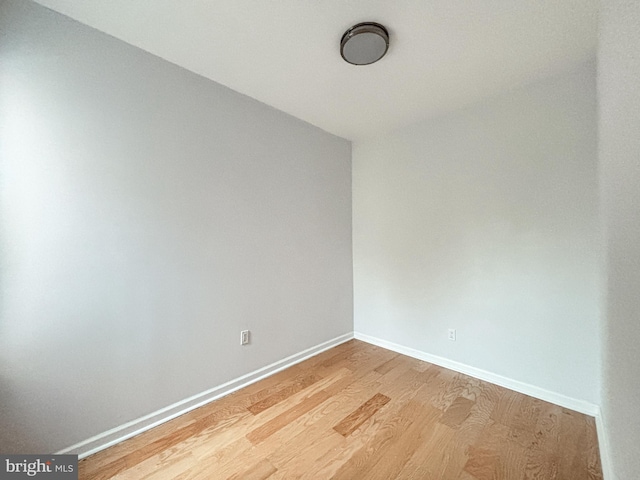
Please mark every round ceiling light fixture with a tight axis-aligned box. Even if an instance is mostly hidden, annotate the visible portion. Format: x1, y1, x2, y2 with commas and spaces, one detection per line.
340, 22, 389, 66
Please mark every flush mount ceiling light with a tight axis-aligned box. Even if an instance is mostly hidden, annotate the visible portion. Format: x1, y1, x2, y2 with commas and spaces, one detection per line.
340, 22, 389, 66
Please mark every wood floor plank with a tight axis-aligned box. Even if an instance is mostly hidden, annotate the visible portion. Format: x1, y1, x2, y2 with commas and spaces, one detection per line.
268, 370, 383, 462
340, 346, 398, 378
241, 367, 352, 445
177, 367, 354, 477
246, 373, 322, 415
171, 438, 255, 480
137, 450, 195, 480
491, 388, 524, 426
246, 389, 331, 444
375, 355, 415, 383
377, 365, 429, 409
511, 395, 543, 434
221, 365, 384, 479
395, 421, 456, 478
495, 434, 530, 479
78, 340, 603, 480
84, 408, 246, 479
265, 431, 344, 479
328, 400, 417, 480
315, 341, 371, 372
439, 396, 476, 429
463, 446, 501, 480
558, 408, 603, 480
364, 401, 442, 480
303, 393, 418, 479
584, 416, 604, 479
322, 367, 380, 397
457, 471, 480, 480
372, 353, 403, 375
467, 420, 530, 480
333, 392, 391, 437
123, 368, 351, 479
225, 458, 276, 480
267, 372, 384, 476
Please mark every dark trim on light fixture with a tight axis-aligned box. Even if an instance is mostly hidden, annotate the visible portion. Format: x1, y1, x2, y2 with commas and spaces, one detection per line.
340, 22, 389, 66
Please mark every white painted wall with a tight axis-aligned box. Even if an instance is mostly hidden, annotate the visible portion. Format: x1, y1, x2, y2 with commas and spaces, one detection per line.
353, 63, 600, 404
599, 0, 640, 477
0, 0, 352, 454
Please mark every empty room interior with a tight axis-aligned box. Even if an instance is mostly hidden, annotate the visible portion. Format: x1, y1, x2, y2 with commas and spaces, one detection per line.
1, 0, 639, 479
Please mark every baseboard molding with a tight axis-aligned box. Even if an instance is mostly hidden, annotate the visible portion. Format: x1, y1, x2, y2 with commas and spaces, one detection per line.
57, 332, 354, 459
595, 409, 614, 480
356, 332, 614, 477
354, 332, 600, 417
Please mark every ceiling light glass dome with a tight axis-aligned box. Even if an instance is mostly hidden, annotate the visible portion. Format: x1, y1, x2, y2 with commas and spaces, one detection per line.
340, 22, 389, 66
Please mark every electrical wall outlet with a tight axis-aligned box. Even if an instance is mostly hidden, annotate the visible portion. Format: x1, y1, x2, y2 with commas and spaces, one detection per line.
240, 330, 250, 345
448, 329, 456, 341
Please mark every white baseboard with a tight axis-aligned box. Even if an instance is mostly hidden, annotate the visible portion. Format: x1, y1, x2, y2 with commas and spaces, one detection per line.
354, 332, 600, 417
58, 330, 612, 475
357, 333, 612, 479
57, 332, 354, 459
595, 409, 614, 480
354, 333, 614, 478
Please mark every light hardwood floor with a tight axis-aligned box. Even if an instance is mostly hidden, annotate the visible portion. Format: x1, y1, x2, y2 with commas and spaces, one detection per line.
79, 340, 603, 479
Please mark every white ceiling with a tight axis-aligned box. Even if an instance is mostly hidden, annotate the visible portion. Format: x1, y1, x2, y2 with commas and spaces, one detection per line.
34, 0, 598, 141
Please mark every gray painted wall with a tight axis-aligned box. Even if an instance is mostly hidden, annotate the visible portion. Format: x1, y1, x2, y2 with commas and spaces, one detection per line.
599, 0, 640, 478
0, 0, 352, 453
353, 63, 600, 405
